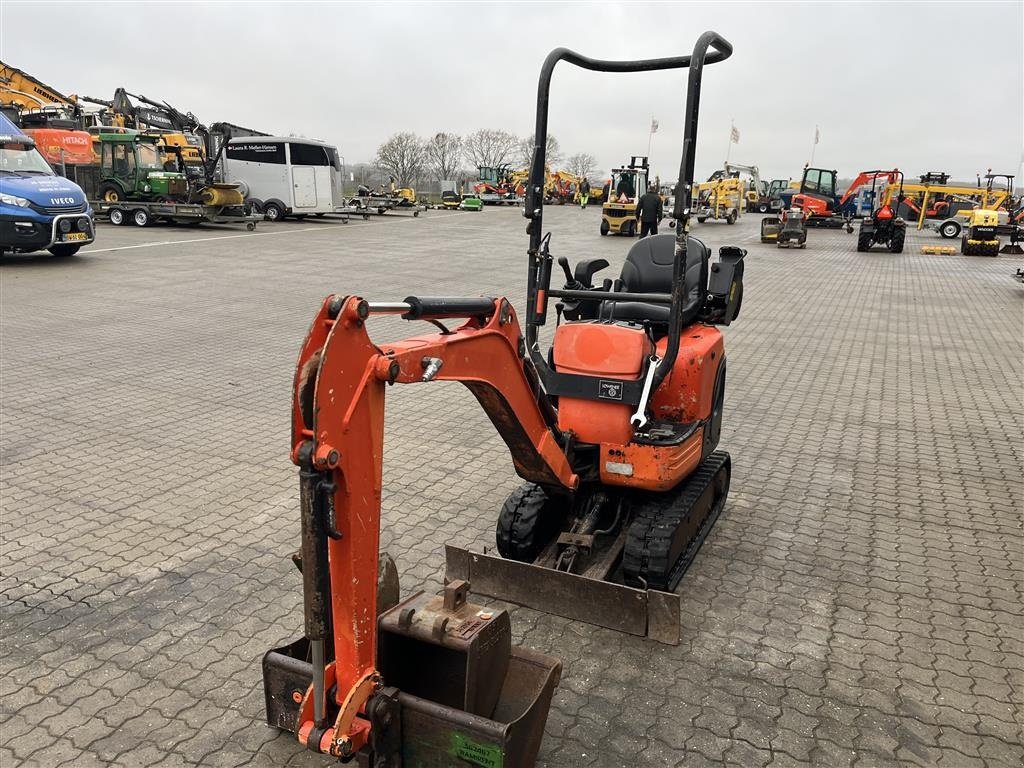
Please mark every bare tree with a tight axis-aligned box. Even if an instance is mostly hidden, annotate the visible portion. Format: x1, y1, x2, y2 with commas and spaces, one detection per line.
375, 132, 427, 187
463, 129, 520, 170
518, 134, 562, 168
565, 152, 598, 180
424, 132, 463, 181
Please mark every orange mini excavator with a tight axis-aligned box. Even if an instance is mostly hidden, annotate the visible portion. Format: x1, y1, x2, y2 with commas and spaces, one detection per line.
263, 31, 742, 766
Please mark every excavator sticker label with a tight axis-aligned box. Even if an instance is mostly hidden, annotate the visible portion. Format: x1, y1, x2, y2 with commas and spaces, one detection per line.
450, 733, 503, 768
598, 380, 623, 400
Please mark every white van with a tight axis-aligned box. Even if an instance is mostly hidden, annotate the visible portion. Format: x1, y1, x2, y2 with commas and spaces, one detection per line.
221, 137, 344, 221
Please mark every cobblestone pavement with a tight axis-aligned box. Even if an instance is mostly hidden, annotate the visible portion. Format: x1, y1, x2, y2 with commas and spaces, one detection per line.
2, 208, 1022, 768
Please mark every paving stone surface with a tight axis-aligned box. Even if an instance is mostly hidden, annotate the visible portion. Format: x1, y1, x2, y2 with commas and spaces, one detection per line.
1, 207, 1022, 767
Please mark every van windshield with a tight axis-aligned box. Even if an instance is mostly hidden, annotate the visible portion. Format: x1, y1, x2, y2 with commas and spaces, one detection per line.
0, 143, 55, 175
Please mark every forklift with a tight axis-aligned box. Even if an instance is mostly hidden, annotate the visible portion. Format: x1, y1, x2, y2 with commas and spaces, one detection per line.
856, 169, 906, 253
262, 32, 741, 766
600, 156, 648, 236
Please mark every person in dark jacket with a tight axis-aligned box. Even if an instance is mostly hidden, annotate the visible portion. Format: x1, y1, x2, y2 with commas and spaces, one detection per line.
636, 185, 664, 237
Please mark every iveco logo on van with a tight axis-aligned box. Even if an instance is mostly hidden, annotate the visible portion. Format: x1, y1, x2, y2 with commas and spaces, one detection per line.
50, 197, 76, 206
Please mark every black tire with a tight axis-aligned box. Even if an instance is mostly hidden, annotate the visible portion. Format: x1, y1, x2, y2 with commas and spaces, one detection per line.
960, 236, 971, 255
939, 220, 961, 239
132, 208, 150, 227
623, 220, 636, 237
726, 212, 736, 225
600, 219, 609, 236
48, 244, 80, 257
697, 217, 707, 224
99, 183, 126, 203
263, 201, 284, 221
108, 208, 126, 226
757, 203, 768, 213
857, 230, 872, 252
496, 483, 563, 562
889, 227, 905, 254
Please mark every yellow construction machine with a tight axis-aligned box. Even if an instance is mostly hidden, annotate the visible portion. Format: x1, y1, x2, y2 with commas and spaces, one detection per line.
600, 156, 648, 235
694, 171, 742, 224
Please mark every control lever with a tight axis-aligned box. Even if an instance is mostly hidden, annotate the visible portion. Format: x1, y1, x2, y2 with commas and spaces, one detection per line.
630, 356, 661, 430
557, 256, 576, 286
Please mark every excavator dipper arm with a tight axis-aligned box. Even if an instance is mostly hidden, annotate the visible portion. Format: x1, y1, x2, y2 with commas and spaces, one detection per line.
288, 294, 576, 757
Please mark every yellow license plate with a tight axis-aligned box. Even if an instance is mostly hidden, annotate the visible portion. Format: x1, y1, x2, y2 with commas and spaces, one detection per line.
63, 232, 89, 241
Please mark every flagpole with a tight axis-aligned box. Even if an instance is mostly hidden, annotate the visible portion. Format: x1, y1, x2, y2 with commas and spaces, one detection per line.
725, 118, 734, 165
810, 124, 818, 166
647, 115, 654, 159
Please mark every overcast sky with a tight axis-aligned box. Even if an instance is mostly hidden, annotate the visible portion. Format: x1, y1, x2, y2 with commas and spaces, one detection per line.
3, 1, 1022, 183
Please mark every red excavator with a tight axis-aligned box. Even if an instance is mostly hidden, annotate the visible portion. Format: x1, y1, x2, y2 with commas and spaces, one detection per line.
262, 31, 742, 766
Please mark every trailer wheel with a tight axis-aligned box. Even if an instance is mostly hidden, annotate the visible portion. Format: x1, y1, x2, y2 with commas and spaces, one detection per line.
939, 219, 961, 239
133, 208, 151, 227
246, 222, 256, 231
108, 208, 126, 226
263, 201, 284, 221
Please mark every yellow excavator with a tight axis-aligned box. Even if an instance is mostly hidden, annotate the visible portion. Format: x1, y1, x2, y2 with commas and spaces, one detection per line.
0, 61, 97, 168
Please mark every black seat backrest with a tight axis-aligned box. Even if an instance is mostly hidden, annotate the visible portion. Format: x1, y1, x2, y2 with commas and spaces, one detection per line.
619, 233, 709, 326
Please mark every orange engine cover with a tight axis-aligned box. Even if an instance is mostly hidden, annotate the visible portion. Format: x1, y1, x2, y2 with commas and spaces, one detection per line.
553, 322, 654, 445
650, 325, 724, 424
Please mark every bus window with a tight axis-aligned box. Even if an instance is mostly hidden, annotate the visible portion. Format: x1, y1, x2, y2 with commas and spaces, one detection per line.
289, 143, 330, 166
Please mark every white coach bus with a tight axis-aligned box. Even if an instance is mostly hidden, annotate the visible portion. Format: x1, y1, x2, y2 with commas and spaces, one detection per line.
220, 136, 345, 221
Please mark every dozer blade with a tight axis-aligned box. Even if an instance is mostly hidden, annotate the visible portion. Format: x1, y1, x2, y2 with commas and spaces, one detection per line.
446, 545, 682, 645
446, 451, 731, 646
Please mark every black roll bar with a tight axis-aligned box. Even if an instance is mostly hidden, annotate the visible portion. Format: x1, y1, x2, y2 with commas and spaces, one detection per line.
523, 32, 733, 393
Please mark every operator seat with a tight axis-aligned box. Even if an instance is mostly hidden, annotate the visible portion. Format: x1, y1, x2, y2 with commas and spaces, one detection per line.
603, 233, 709, 328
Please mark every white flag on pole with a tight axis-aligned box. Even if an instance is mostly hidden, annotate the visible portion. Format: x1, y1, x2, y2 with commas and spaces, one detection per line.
730, 125, 740, 144
814, 125, 820, 145
650, 118, 659, 134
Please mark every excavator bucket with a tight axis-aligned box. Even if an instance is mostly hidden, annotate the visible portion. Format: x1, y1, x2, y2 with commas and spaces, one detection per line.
263, 580, 561, 767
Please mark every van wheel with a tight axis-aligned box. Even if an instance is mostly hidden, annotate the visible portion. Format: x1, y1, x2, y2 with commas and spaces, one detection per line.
263, 201, 284, 221
108, 208, 126, 226
133, 208, 151, 227
48, 244, 81, 258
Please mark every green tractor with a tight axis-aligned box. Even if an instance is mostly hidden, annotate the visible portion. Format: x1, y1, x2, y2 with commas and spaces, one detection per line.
96, 131, 190, 203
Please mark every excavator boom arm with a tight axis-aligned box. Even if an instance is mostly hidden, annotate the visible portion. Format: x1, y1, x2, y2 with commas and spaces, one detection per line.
288, 294, 576, 754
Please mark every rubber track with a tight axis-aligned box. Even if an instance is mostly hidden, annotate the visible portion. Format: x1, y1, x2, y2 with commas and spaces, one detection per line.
622, 451, 731, 591
496, 483, 550, 561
